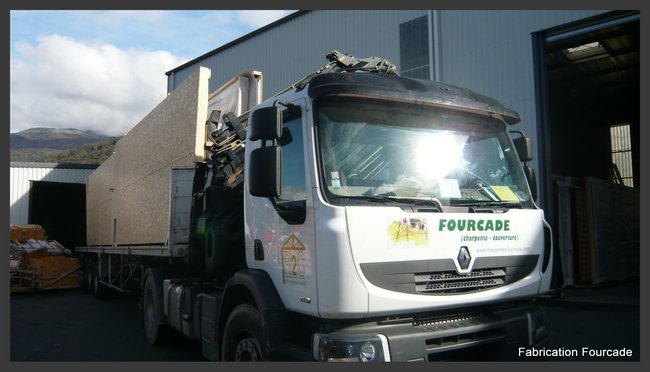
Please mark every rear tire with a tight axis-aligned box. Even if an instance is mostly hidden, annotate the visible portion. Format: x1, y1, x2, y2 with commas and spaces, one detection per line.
81, 256, 90, 290
221, 304, 267, 361
142, 273, 171, 344
91, 257, 107, 299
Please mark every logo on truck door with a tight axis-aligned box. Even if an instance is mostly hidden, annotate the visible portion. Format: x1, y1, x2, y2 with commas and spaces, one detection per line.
281, 234, 307, 285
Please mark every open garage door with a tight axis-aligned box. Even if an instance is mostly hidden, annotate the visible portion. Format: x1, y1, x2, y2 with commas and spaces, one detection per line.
28, 180, 88, 252
533, 11, 639, 288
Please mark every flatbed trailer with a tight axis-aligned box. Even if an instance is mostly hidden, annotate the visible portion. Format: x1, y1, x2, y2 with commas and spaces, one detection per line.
77, 166, 194, 295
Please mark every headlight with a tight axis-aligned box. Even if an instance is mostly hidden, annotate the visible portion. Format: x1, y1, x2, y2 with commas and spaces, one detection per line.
313, 333, 390, 362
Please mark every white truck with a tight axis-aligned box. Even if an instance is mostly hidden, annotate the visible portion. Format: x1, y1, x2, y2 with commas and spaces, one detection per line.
77, 51, 552, 361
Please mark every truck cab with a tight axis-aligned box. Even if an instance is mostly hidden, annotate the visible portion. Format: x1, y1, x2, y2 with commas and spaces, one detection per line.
243, 70, 551, 361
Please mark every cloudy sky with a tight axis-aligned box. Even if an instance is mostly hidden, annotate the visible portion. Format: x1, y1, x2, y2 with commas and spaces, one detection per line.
9, 10, 294, 136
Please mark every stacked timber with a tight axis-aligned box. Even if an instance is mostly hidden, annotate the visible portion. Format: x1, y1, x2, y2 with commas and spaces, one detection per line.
9, 224, 80, 293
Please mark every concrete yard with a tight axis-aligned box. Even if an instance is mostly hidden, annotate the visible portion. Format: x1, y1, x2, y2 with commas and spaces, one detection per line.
10, 280, 640, 362
10, 289, 203, 361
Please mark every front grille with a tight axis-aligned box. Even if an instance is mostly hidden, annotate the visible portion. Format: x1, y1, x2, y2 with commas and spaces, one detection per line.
413, 311, 482, 327
359, 255, 538, 295
415, 269, 506, 294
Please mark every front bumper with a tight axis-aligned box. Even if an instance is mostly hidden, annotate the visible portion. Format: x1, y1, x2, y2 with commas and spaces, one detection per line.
313, 301, 548, 362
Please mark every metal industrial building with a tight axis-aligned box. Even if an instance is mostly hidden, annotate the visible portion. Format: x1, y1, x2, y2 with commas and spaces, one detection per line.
166, 9, 639, 208
165, 10, 640, 287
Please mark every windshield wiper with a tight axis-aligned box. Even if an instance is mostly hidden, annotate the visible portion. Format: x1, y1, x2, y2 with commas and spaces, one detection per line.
331, 195, 390, 205
450, 200, 523, 209
333, 194, 443, 211
383, 196, 443, 211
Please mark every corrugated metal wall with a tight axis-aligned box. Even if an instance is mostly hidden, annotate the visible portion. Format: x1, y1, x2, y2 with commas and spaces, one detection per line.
9, 163, 96, 224
168, 10, 427, 97
168, 10, 607, 129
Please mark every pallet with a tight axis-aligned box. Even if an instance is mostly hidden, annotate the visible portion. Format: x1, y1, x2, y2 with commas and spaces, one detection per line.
10, 267, 37, 293
10, 224, 45, 242
10, 257, 81, 293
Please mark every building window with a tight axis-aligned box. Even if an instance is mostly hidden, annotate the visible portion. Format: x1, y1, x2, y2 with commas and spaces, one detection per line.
399, 16, 430, 80
609, 123, 633, 187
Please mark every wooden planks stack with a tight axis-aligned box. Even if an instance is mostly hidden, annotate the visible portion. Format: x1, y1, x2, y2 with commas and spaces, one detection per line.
29, 255, 81, 290
10, 224, 45, 242
9, 225, 80, 293
585, 177, 639, 285
555, 176, 639, 287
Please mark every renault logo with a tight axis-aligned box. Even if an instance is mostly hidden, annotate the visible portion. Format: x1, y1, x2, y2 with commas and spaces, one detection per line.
457, 246, 471, 270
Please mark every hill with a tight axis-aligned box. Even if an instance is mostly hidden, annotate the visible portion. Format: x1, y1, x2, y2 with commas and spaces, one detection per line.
42, 136, 120, 164
10, 128, 114, 163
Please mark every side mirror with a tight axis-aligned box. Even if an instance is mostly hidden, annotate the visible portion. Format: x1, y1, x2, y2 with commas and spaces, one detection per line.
512, 136, 533, 162
509, 131, 536, 201
249, 106, 282, 141
249, 146, 281, 197
523, 165, 537, 201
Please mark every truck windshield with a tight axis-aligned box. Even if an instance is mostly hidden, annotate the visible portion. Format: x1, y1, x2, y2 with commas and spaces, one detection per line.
314, 97, 533, 209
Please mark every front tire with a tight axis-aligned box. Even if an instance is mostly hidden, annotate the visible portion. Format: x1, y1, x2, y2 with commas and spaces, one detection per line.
221, 304, 267, 361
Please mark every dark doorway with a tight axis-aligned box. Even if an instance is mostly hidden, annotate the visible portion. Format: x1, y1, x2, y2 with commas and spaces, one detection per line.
28, 181, 87, 252
533, 11, 640, 289
545, 14, 639, 188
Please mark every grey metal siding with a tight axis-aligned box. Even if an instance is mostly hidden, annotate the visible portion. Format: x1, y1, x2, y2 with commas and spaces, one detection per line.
9, 163, 96, 224
437, 10, 607, 176
169, 10, 607, 134
168, 10, 427, 97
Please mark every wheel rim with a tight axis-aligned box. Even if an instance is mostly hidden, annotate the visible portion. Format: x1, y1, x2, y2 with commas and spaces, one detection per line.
234, 337, 262, 361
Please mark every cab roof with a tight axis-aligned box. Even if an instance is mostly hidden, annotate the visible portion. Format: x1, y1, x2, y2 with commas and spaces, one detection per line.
306, 72, 521, 125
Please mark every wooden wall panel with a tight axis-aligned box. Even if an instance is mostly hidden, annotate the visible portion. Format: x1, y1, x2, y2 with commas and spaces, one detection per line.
585, 177, 639, 285
87, 201, 113, 245
86, 67, 210, 246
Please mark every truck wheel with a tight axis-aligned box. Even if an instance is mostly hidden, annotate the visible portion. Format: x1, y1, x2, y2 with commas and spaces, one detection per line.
91, 258, 107, 299
142, 273, 170, 344
81, 257, 91, 290
86, 258, 95, 293
222, 304, 267, 361
80, 259, 87, 290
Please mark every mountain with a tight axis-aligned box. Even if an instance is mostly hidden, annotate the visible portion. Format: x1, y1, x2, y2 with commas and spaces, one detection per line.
10, 128, 109, 150
44, 136, 121, 164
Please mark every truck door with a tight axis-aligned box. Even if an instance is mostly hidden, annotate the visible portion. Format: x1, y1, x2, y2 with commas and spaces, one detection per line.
249, 99, 318, 316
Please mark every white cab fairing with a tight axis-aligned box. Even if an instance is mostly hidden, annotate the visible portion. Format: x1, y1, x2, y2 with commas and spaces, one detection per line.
314, 204, 550, 318
349, 207, 548, 315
